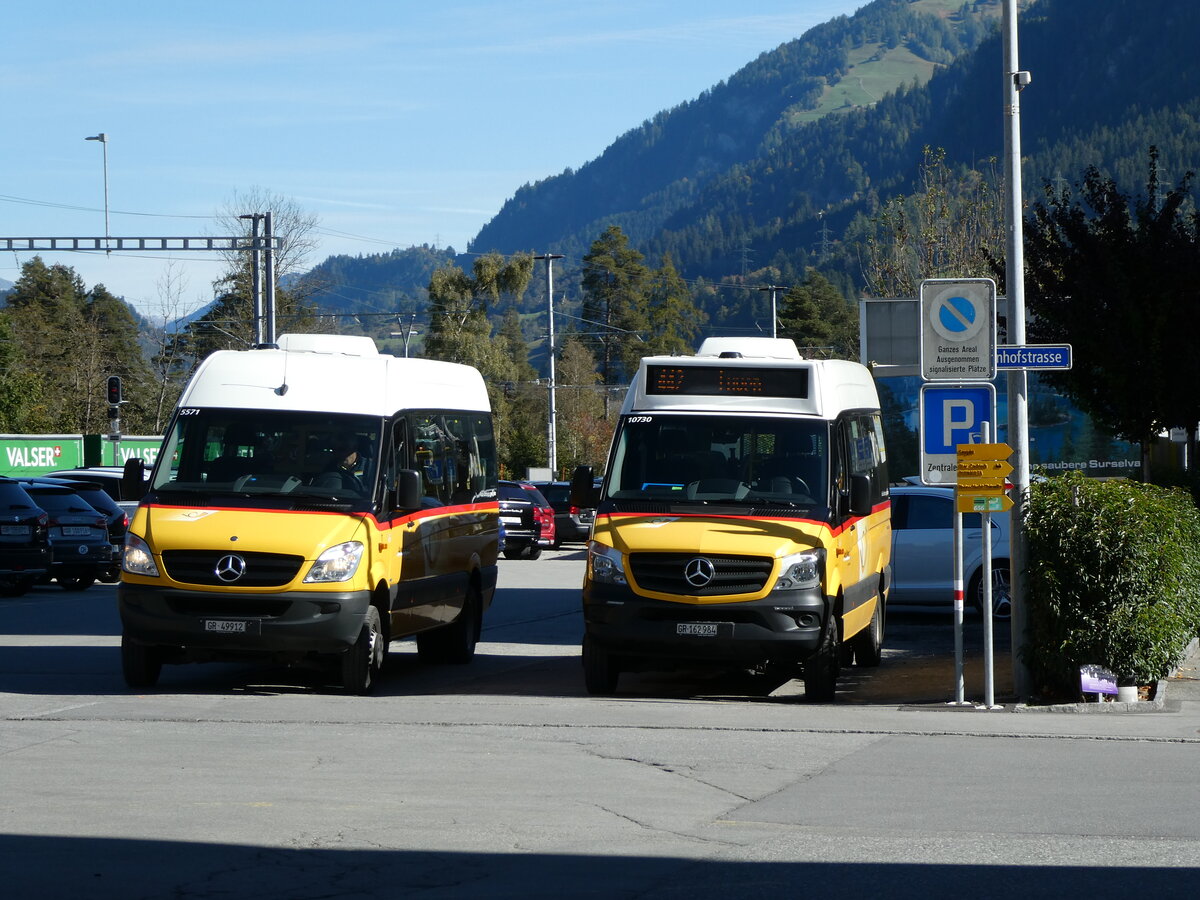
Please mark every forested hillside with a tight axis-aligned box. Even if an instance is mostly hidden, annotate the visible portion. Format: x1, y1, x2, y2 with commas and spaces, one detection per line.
301, 0, 1200, 342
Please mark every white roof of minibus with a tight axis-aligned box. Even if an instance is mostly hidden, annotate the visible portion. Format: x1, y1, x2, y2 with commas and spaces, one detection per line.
624, 337, 879, 418
179, 333, 490, 416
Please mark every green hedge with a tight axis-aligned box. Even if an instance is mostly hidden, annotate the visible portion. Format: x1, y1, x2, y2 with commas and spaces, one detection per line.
1023, 472, 1200, 695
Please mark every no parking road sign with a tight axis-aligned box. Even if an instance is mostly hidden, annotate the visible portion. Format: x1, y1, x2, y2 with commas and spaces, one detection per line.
919, 382, 996, 485
920, 278, 997, 381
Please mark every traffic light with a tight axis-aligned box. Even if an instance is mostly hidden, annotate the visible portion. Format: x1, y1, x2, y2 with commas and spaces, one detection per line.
107, 375, 122, 405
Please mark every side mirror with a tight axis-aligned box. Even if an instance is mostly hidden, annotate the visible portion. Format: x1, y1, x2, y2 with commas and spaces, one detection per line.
394, 469, 422, 510
849, 473, 873, 517
569, 465, 599, 509
121, 457, 147, 501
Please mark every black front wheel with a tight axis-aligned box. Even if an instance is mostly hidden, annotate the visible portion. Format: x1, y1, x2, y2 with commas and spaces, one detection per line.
803, 615, 841, 702
582, 633, 620, 695
341, 606, 385, 695
57, 573, 96, 592
0, 577, 33, 598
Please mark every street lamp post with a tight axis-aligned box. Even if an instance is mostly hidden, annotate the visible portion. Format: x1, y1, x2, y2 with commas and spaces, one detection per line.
84, 133, 109, 252
535, 253, 564, 477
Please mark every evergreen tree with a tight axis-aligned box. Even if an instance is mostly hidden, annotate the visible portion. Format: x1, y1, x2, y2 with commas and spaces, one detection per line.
777, 270, 858, 360
643, 254, 704, 356
581, 226, 651, 387
1, 257, 149, 432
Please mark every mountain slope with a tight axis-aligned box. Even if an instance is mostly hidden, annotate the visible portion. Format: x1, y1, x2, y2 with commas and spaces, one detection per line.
469, 0, 996, 261
302, 0, 1200, 343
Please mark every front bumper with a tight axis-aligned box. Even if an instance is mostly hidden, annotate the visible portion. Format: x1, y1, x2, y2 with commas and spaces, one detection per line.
118, 581, 372, 660
582, 580, 829, 667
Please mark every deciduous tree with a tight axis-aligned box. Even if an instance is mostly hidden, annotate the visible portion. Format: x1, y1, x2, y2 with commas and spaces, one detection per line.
1024, 148, 1200, 474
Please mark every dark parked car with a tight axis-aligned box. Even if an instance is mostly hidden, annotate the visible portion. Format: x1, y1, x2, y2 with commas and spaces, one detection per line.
0, 478, 51, 597
17, 481, 112, 591
497, 480, 552, 559
45, 465, 148, 516
530, 480, 594, 547
32, 478, 127, 582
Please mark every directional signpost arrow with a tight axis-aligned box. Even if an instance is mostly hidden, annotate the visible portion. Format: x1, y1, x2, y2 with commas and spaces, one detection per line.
956, 443, 1010, 461
958, 459, 1014, 492
958, 459, 1014, 477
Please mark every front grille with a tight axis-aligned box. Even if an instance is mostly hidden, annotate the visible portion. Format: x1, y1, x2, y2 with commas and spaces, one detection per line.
629, 552, 774, 597
161, 550, 305, 587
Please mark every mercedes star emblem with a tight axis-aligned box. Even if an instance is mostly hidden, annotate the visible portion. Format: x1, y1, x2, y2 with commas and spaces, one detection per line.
684, 557, 715, 588
215, 554, 247, 583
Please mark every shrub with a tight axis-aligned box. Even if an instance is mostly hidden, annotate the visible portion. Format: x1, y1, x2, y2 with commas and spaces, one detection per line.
1022, 472, 1200, 696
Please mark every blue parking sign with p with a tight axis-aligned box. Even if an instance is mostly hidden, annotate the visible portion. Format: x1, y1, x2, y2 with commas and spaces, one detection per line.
919, 383, 996, 484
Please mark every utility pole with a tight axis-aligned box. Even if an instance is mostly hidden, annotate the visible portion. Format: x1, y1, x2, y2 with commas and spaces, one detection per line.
391, 312, 419, 357
263, 211, 276, 346
239, 214, 264, 346
757, 284, 787, 338
1003, 0, 1033, 700
535, 253, 564, 476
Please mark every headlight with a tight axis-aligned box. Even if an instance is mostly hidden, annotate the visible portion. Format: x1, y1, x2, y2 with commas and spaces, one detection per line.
588, 541, 627, 585
122, 533, 159, 577
304, 541, 364, 583
773, 549, 822, 591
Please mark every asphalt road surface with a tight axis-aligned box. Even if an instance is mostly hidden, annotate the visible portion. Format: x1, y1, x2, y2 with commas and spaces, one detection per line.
3, 548, 1199, 899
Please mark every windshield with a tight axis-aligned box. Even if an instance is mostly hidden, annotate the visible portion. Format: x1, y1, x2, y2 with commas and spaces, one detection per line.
607, 414, 830, 508
152, 408, 381, 505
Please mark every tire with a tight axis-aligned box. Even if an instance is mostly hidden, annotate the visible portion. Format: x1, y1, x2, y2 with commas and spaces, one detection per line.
57, 574, 96, 592
582, 633, 619, 695
849, 589, 885, 668
0, 578, 32, 598
803, 613, 841, 702
121, 634, 162, 688
503, 549, 523, 560
341, 605, 385, 694
417, 588, 481, 665
970, 561, 1012, 620
524, 543, 542, 560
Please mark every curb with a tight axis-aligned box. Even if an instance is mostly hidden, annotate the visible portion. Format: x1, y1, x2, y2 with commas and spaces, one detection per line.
1011, 637, 1198, 714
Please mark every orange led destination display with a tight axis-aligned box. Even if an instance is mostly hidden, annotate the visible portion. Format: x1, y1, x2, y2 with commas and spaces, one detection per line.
645, 365, 809, 399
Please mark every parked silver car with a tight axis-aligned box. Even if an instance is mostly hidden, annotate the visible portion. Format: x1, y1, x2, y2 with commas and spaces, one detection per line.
889, 483, 1012, 619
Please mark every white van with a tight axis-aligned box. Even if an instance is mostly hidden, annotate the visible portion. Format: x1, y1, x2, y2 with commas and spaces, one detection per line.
118, 334, 499, 693
574, 337, 891, 700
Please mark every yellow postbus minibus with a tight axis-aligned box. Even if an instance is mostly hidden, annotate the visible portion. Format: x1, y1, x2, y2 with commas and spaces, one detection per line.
574, 337, 890, 700
118, 334, 498, 693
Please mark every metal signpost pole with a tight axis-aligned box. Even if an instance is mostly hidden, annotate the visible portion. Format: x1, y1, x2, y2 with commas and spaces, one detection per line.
1003, 0, 1033, 700
979, 422, 996, 709
953, 505, 965, 704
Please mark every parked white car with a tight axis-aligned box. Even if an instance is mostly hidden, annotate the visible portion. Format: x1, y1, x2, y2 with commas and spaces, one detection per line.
889, 483, 1012, 619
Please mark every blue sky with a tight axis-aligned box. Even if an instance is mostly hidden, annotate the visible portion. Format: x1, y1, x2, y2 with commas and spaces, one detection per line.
2, 1, 863, 317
